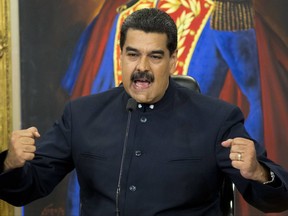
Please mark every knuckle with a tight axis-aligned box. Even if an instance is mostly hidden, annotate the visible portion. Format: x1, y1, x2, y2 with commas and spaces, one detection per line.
233, 137, 241, 143
32, 146, 37, 152
26, 153, 35, 161
11, 130, 20, 137
10, 134, 19, 144
229, 154, 233, 160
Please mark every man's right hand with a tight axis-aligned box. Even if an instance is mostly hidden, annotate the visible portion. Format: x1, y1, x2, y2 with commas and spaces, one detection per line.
4, 127, 40, 172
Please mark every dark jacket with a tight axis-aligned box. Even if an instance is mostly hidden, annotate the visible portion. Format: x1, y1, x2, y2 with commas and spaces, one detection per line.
1, 79, 288, 215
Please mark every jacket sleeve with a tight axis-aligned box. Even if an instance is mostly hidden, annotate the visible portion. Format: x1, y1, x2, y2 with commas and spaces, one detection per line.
0, 102, 74, 206
216, 106, 288, 213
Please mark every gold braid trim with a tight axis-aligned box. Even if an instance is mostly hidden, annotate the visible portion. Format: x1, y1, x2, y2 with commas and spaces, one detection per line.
211, 0, 254, 31
0, 0, 14, 214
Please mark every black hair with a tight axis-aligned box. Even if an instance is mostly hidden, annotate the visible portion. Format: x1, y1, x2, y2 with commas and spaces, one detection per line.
120, 8, 177, 55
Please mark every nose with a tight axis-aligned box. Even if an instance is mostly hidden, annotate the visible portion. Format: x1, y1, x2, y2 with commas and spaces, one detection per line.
136, 56, 150, 72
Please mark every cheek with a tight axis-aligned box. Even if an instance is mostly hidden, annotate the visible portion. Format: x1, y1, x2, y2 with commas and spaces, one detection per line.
122, 59, 136, 73
121, 60, 131, 76
156, 64, 171, 78
154, 71, 169, 89
121, 64, 135, 88
122, 70, 131, 87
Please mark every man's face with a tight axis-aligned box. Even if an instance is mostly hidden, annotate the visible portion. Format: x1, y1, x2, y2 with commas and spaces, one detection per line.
121, 29, 177, 104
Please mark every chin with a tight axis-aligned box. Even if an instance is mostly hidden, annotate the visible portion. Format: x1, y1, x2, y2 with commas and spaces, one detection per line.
132, 94, 152, 104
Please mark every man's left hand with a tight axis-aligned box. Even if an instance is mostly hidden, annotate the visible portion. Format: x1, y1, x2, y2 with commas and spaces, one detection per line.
222, 138, 270, 183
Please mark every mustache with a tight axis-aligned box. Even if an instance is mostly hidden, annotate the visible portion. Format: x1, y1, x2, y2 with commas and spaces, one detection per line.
130, 71, 155, 83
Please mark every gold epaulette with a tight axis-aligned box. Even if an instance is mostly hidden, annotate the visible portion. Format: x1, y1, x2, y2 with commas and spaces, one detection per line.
211, 0, 254, 31
116, 0, 139, 13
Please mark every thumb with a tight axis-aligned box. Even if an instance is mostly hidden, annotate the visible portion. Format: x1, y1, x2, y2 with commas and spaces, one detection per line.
27, 126, 41, 138
221, 139, 233, 148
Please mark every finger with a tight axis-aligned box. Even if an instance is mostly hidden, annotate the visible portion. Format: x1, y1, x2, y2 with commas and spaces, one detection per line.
19, 137, 36, 145
231, 137, 253, 147
229, 154, 244, 170
22, 152, 35, 161
221, 139, 233, 148
12, 130, 36, 139
27, 127, 41, 138
230, 144, 246, 153
11, 128, 41, 145
231, 160, 243, 170
230, 138, 254, 154
23, 144, 36, 153
230, 152, 244, 162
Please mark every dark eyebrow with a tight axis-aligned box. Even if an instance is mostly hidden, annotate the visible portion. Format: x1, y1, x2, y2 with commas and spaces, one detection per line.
150, 50, 164, 55
125, 46, 165, 56
125, 46, 139, 52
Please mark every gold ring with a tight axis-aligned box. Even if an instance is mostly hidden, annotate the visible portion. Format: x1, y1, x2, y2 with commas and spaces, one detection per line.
237, 153, 242, 161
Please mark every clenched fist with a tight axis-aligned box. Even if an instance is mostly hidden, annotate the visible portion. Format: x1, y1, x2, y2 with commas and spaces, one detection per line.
4, 127, 40, 172
221, 137, 269, 183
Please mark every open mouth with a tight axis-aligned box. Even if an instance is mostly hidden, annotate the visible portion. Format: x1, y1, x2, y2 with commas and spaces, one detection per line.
134, 78, 151, 89
131, 72, 154, 90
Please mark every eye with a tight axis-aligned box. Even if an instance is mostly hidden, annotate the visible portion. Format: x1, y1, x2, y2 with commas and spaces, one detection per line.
126, 52, 139, 60
149, 54, 163, 63
150, 54, 162, 60
127, 52, 138, 57
125, 52, 139, 62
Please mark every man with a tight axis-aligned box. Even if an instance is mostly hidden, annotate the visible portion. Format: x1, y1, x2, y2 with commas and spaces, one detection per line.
63, 0, 263, 145
1, 8, 288, 215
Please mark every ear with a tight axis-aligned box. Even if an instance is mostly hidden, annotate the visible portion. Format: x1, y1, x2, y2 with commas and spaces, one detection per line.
120, 51, 123, 69
169, 50, 178, 75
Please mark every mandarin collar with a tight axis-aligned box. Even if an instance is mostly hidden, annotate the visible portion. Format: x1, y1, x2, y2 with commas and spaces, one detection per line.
123, 77, 175, 112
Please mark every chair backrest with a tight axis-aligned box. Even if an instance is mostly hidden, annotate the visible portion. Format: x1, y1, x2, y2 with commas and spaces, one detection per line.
171, 75, 201, 93
171, 75, 234, 216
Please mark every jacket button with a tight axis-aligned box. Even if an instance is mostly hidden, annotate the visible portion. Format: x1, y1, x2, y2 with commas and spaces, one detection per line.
135, 150, 142, 157
140, 116, 147, 123
129, 185, 136, 192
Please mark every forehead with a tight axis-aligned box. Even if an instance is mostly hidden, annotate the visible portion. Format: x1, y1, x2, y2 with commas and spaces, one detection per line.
123, 29, 168, 52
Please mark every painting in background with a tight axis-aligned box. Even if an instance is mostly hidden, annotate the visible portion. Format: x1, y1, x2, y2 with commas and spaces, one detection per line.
19, 0, 288, 215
